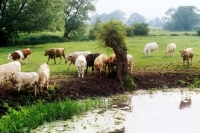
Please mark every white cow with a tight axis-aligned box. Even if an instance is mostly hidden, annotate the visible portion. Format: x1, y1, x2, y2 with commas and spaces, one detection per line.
94, 54, 108, 75
127, 54, 134, 75
7, 72, 39, 96
65, 51, 91, 70
143, 42, 158, 56
38, 63, 50, 93
75, 55, 87, 78
0, 61, 21, 88
165, 43, 176, 56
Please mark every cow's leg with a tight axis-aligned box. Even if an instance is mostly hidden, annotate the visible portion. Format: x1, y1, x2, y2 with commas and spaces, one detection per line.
67, 62, 72, 70
54, 56, 56, 64
47, 57, 50, 64
59, 57, 62, 64
85, 66, 88, 74
92, 66, 94, 75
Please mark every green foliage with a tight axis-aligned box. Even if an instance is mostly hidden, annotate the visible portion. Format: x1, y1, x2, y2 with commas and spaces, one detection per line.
164, 6, 200, 31
95, 19, 127, 47
197, 27, 200, 36
124, 76, 137, 90
0, 0, 65, 46
129, 23, 150, 36
63, 0, 96, 39
188, 78, 200, 90
0, 98, 100, 132
88, 17, 102, 40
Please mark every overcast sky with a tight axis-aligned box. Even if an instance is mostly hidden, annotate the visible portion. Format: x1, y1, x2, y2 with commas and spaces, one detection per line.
94, 0, 200, 18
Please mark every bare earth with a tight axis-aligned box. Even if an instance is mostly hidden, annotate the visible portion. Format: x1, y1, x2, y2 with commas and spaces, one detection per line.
0, 70, 200, 117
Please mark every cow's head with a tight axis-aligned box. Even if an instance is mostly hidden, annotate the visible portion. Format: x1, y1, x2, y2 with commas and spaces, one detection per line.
7, 53, 12, 60
44, 50, 50, 56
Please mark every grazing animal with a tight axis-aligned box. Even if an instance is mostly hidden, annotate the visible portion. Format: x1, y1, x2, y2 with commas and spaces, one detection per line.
143, 42, 158, 56
107, 54, 116, 73
75, 55, 87, 78
37, 63, 50, 93
85, 52, 100, 74
0, 61, 21, 88
127, 54, 134, 75
44, 48, 66, 64
165, 43, 176, 56
8, 48, 31, 63
179, 48, 194, 66
94, 54, 108, 75
7, 72, 39, 96
65, 51, 91, 70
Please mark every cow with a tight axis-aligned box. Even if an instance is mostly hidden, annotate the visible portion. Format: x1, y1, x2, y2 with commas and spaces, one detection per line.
107, 54, 116, 73
37, 63, 50, 93
8, 48, 31, 63
85, 52, 100, 74
75, 55, 87, 78
94, 54, 108, 75
165, 43, 176, 56
65, 51, 91, 70
7, 72, 39, 96
179, 48, 194, 66
0, 61, 21, 88
143, 42, 158, 56
127, 54, 134, 75
44, 48, 66, 64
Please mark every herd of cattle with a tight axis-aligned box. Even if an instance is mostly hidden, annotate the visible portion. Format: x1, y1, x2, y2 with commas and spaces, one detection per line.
0, 42, 194, 96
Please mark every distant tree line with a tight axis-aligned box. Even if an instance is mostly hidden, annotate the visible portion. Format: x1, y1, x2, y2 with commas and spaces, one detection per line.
1, 0, 200, 46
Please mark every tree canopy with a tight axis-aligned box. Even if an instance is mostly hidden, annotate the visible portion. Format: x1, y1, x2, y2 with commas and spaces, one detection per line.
63, 0, 97, 39
126, 13, 145, 26
164, 6, 200, 31
0, 0, 65, 46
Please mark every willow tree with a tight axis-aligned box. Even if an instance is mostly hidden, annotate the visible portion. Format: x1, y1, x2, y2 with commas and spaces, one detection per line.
95, 20, 127, 84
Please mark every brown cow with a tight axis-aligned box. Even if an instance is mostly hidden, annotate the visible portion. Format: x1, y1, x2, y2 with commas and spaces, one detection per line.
44, 48, 66, 64
8, 48, 31, 63
179, 48, 194, 66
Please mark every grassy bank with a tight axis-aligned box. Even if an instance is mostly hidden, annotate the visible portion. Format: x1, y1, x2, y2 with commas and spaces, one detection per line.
0, 98, 103, 133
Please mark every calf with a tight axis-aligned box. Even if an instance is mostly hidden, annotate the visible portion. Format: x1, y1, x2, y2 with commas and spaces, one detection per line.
7, 72, 39, 96
143, 42, 158, 56
165, 43, 176, 56
85, 52, 100, 74
44, 48, 66, 64
75, 55, 87, 78
8, 48, 31, 63
94, 54, 108, 75
179, 48, 194, 66
65, 51, 91, 70
38, 63, 50, 93
107, 54, 116, 73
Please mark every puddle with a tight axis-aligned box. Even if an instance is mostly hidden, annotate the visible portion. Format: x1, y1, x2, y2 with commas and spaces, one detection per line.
31, 89, 200, 133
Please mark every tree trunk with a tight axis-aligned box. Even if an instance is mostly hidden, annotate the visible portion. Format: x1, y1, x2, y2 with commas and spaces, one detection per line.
63, 31, 69, 38
113, 47, 127, 84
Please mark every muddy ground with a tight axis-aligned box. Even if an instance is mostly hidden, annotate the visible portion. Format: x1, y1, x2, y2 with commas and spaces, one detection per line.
1, 70, 200, 117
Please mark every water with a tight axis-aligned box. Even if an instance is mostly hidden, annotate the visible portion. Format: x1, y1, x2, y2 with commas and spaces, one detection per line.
31, 89, 200, 133
125, 89, 200, 133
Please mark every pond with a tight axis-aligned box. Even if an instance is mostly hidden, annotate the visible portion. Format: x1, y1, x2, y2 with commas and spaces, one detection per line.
31, 89, 200, 133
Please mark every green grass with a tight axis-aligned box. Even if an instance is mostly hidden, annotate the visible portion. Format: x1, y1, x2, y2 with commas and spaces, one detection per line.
0, 98, 102, 133
1, 31, 200, 79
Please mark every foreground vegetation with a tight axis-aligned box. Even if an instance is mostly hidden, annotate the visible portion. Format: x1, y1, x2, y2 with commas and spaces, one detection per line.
0, 98, 103, 133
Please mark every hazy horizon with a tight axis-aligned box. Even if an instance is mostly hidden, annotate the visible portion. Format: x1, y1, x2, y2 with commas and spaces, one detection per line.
94, 0, 200, 19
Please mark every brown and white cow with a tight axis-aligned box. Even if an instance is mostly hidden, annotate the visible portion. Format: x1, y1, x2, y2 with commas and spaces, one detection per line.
44, 48, 66, 64
8, 48, 31, 63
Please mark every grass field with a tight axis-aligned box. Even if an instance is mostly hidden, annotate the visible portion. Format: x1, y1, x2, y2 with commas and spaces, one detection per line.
0, 30, 200, 79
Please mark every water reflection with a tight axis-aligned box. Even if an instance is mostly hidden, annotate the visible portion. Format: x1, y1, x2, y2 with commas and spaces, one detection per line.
179, 96, 192, 109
